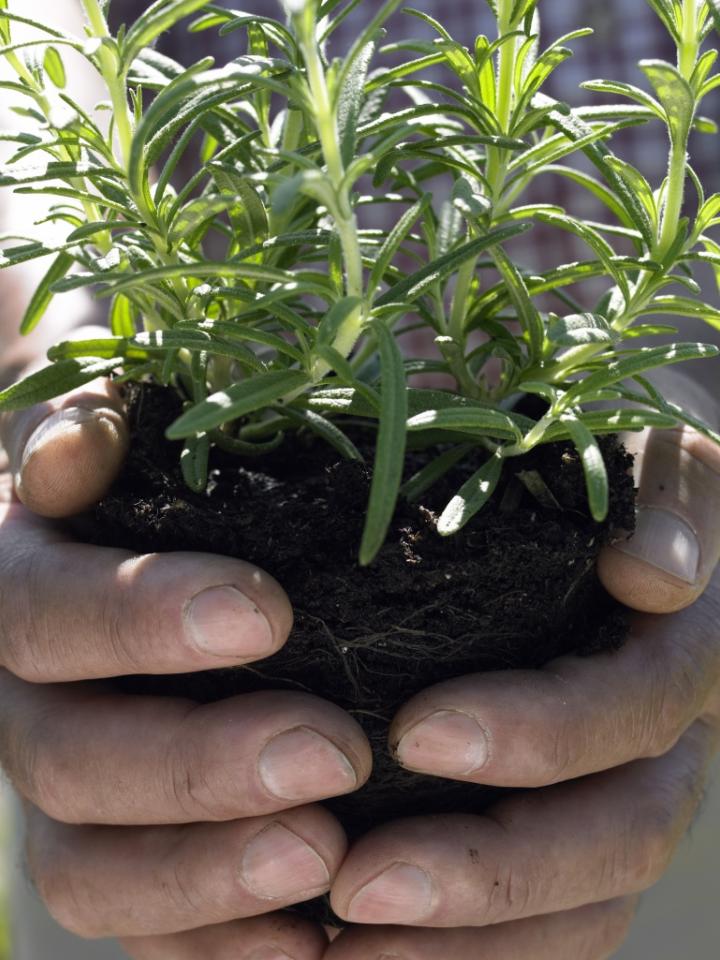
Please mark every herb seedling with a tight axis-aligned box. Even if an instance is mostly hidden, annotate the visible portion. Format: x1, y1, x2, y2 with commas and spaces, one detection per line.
1, 0, 720, 563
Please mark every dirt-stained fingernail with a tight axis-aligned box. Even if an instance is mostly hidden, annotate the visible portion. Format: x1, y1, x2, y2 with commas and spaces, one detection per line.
395, 709, 489, 775
185, 585, 275, 659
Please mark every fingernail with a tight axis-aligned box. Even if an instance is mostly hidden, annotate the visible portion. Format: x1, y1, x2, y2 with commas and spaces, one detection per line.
615, 507, 700, 584
395, 710, 489, 776
245, 948, 294, 960
259, 726, 357, 801
185, 585, 275, 659
20, 407, 97, 472
347, 862, 434, 924
241, 823, 330, 900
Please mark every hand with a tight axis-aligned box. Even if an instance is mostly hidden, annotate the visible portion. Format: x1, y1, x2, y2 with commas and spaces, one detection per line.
324, 370, 720, 960
0, 375, 372, 960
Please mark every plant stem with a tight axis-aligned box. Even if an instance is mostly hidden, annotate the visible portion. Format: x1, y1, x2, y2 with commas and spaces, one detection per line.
680, 0, 699, 79
296, 13, 366, 373
82, 0, 133, 172
657, 0, 698, 256
486, 0, 517, 204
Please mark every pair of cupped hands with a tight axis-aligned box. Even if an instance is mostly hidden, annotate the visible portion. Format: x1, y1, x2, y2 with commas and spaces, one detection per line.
1, 357, 720, 960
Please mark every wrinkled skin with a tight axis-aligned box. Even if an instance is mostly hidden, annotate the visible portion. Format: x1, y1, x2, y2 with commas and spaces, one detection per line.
1, 359, 719, 960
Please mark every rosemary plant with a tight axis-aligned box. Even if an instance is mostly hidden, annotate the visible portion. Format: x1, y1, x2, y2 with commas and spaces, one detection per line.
1, 0, 720, 563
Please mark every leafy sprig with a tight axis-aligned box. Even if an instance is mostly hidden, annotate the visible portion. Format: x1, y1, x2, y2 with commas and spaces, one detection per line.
1, 0, 720, 562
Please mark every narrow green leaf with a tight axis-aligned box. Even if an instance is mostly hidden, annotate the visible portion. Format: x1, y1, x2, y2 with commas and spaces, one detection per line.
401, 444, 473, 502
109, 294, 138, 337
437, 451, 504, 535
166, 370, 309, 439
121, 0, 212, 69
560, 414, 609, 521
359, 319, 408, 566
639, 59, 694, 147
0, 358, 122, 411
43, 46, 66, 88
562, 343, 719, 406
407, 407, 522, 442
375, 222, 531, 307
491, 246, 545, 360
369, 194, 431, 297
547, 312, 615, 346
279, 405, 364, 462
181, 433, 210, 493
20, 252, 74, 335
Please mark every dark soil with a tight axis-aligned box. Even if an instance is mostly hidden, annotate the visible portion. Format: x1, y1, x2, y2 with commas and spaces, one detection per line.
89, 382, 635, 921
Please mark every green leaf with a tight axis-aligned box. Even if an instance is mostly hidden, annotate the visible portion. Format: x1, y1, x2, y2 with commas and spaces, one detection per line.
437, 450, 504, 535
638, 295, 720, 328
20, 251, 74, 335
561, 343, 719, 407
0, 0, 9, 45
0, 358, 122, 411
581, 78, 665, 121
279, 405, 364, 462
537, 94, 655, 248
491, 246, 545, 360
336, 39, 374, 166
639, 60, 695, 147
169, 193, 241, 244
547, 312, 616, 347
0, 160, 121, 187
109, 294, 138, 337
375, 222, 531, 307
209, 166, 269, 246
121, 0, 212, 69
43, 46, 66, 88
369, 194, 431, 297
401, 444, 473, 502
166, 370, 309, 439
317, 296, 364, 346
559, 413, 609, 521
181, 433, 210, 493
359, 319, 408, 566
407, 407, 522, 442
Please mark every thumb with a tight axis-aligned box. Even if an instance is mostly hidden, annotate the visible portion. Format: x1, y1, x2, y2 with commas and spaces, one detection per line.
599, 374, 720, 614
0, 329, 128, 518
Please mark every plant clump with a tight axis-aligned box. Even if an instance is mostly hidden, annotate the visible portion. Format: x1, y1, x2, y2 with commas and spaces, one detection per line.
1, 0, 720, 566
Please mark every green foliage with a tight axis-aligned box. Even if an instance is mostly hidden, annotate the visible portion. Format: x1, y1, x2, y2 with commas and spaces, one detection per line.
1, 0, 720, 562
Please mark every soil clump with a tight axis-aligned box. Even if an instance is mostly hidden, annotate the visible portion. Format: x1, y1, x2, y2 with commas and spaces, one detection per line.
90, 383, 635, 833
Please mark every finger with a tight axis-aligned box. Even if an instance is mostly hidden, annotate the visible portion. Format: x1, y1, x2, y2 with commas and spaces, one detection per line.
330, 719, 717, 927
325, 898, 638, 960
0, 520, 293, 679
0, 329, 129, 517
121, 913, 328, 960
1, 679, 371, 825
26, 803, 346, 939
391, 570, 720, 786
599, 374, 720, 613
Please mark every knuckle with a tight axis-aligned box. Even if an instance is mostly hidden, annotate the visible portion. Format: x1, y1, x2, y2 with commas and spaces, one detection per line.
542, 707, 591, 784
640, 632, 714, 759
0, 548, 55, 682
164, 711, 230, 821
